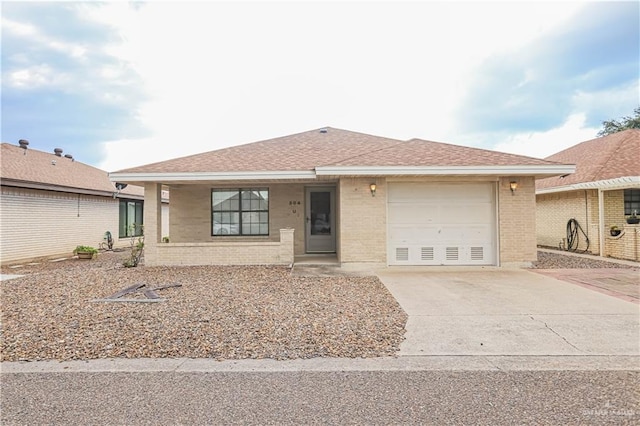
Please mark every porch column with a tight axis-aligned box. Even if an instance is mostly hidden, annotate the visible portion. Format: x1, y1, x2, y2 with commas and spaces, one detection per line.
598, 188, 605, 258
144, 183, 162, 265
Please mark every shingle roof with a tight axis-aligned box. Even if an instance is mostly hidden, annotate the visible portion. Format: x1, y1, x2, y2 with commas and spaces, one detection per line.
115, 128, 403, 173
115, 127, 562, 174
536, 129, 640, 190
329, 138, 557, 167
0, 142, 142, 197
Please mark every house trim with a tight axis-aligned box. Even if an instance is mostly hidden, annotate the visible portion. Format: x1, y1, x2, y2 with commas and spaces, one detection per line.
1, 178, 119, 198
316, 165, 576, 177
109, 171, 317, 182
536, 176, 640, 194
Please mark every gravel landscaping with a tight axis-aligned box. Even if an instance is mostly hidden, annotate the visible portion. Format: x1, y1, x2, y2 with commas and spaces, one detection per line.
531, 250, 639, 269
1, 252, 407, 362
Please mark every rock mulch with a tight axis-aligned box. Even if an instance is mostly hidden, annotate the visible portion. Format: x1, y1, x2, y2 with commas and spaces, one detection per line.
1, 252, 407, 362
531, 250, 638, 269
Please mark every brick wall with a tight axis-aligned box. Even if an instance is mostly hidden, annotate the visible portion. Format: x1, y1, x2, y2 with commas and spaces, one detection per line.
149, 229, 295, 266
535, 190, 593, 252
0, 186, 125, 263
166, 183, 306, 253
605, 224, 640, 261
535, 189, 629, 257
499, 176, 538, 265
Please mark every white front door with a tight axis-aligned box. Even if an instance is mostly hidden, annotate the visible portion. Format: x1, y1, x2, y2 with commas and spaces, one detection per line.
305, 187, 336, 253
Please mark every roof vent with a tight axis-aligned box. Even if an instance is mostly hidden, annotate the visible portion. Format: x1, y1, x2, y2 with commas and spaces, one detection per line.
54, 148, 63, 157
18, 139, 29, 149
64, 154, 74, 161
319, 128, 328, 133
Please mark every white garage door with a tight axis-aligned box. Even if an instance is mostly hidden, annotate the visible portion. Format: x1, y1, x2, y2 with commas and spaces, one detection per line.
388, 182, 496, 265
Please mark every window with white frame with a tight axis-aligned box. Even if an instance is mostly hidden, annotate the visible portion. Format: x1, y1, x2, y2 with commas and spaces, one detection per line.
211, 189, 269, 236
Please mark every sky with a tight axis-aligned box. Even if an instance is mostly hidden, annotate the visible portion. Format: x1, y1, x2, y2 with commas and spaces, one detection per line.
1, 0, 638, 172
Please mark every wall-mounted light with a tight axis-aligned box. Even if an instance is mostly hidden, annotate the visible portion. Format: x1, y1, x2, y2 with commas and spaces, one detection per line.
510, 181, 518, 194
370, 183, 377, 197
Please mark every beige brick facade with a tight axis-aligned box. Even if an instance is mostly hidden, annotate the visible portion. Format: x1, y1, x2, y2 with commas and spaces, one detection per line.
338, 177, 387, 265
536, 188, 640, 261
497, 176, 538, 265
1, 187, 129, 263
535, 190, 594, 252
145, 175, 541, 267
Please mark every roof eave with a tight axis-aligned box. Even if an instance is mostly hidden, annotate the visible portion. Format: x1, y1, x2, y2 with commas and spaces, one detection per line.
536, 176, 640, 194
315, 165, 576, 177
1, 178, 117, 197
109, 171, 318, 183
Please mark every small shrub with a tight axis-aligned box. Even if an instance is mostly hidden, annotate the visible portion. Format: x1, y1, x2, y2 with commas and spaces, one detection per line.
73, 245, 98, 255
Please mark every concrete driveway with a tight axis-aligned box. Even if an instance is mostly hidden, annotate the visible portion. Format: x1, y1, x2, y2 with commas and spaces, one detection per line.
376, 268, 640, 357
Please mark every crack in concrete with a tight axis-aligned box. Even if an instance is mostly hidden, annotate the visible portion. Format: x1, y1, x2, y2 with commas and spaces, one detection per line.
530, 315, 583, 352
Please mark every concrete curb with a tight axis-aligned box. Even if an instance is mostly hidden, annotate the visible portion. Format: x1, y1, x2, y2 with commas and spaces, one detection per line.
2, 355, 639, 373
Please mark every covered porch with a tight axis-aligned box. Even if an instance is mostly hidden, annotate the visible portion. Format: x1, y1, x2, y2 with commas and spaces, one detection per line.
140, 180, 347, 267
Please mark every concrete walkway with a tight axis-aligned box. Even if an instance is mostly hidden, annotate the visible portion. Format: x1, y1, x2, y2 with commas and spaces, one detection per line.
376, 268, 640, 358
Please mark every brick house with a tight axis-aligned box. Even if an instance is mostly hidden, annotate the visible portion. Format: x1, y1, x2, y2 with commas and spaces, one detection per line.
109, 127, 574, 268
536, 129, 640, 261
0, 141, 169, 264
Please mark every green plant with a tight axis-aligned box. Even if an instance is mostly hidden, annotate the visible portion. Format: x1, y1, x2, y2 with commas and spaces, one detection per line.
610, 225, 619, 231
162, 236, 170, 243
123, 224, 144, 267
73, 245, 98, 255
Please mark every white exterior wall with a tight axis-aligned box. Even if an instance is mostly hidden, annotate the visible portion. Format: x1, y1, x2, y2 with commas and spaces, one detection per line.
0, 187, 168, 264
0, 187, 123, 263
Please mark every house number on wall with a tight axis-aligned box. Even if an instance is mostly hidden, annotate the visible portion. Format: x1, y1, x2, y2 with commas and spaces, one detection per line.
289, 200, 301, 213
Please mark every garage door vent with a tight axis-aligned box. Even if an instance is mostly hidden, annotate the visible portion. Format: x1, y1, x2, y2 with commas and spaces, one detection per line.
395, 247, 409, 261
421, 247, 434, 261
470, 246, 484, 261
446, 247, 459, 261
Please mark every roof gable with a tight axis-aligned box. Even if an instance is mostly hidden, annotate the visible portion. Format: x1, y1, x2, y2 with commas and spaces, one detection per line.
536, 129, 640, 190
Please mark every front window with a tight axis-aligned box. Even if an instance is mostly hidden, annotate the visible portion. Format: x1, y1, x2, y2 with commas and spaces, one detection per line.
211, 188, 269, 236
624, 189, 640, 215
119, 199, 143, 237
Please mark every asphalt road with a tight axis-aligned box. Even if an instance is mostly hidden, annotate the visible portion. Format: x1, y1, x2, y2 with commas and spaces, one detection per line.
2, 370, 639, 425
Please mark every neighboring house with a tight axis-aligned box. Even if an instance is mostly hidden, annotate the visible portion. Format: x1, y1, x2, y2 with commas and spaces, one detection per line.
109, 127, 574, 268
536, 129, 640, 261
0, 141, 169, 264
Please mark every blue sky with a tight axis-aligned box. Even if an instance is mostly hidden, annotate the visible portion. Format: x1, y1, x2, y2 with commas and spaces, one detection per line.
1, 1, 638, 171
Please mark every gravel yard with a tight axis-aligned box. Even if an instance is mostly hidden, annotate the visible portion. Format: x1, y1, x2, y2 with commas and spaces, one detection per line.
531, 250, 638, 269
1, 252, 407, 362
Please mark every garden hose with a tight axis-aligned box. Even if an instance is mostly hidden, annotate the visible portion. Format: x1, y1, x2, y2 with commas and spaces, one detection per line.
566, 218, 590, 253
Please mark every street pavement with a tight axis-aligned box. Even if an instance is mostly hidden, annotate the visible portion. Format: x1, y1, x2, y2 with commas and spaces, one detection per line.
2, 267, 639, 425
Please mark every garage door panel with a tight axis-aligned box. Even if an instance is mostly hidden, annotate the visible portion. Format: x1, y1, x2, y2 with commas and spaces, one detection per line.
388, 204, 438, 224
389, 225, 439, 243
388, 182, 496, 266
389, 183, 444, 201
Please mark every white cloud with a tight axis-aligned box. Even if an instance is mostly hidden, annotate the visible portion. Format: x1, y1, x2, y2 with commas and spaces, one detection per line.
491, 113, 599, 159
8, 64, 70, 89
89, 1, 589, 170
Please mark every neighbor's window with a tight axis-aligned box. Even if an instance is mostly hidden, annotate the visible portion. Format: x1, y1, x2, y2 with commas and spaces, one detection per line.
624, 189, 640, 215
211, 188, 269, 236
119, 199, 143, 237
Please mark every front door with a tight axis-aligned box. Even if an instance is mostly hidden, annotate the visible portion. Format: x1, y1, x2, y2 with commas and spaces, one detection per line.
305, 187, 336, 253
